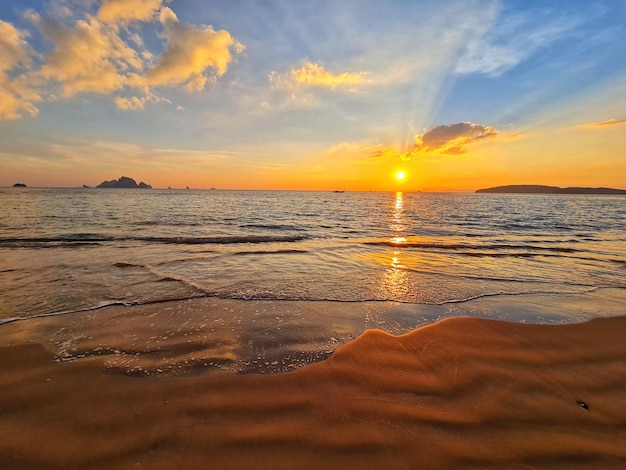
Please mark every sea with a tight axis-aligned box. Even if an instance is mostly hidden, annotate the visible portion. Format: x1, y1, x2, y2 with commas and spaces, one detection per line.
1, 188, 625, 374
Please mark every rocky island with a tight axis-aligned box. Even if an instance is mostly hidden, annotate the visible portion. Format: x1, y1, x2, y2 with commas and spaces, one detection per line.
96, 176, 152, 189
476, 184, 626, 195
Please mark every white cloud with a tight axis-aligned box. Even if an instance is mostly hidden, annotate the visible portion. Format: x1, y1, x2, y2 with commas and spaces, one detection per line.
454, 10, 579, 76
29, 11, 144, 96
267, 60, 372, 109
97, 0, 165, 24
114, 95, 147, 110
0, 20, 33, 72
114, 92, 170, 110
271, 61, 370, 91
145, 7, 244, 92
2, 3, 243, 118
0, 20, 40, 120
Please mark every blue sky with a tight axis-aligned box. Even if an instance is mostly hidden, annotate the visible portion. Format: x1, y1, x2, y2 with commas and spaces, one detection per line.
1, 0, 625, 190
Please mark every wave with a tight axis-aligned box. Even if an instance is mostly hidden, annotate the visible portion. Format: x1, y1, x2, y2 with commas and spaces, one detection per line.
232, 249, 309, 256
112, 262, 144, 268
365, 240, 580, 253
436, 288, 600, 306
240, 223, 303, 231
144, 235, 308, 244
3, 285, 621, 328
133, 221, 206, 227
0, 295, 209, 327
0, 234, 309, 248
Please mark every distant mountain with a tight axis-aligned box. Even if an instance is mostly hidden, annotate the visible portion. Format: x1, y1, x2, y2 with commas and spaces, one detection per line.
96, 176, 152, 189
475, 185, 626, 195
13, 183, 27, 187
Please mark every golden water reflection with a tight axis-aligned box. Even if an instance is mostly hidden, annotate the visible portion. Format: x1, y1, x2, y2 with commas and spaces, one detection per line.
380, 192, 412, 299
390, 191, 405, 236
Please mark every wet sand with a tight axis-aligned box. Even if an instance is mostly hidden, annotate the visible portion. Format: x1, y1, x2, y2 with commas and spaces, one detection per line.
2, 314, 626, 469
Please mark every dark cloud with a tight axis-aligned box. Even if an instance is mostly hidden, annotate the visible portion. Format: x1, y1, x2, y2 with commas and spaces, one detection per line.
412, 122, 498, 155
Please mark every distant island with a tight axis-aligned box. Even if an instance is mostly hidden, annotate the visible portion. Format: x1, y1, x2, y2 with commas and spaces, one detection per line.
13, 183, 27, 187
476, 185, 626, 195
96, 176, 152, 189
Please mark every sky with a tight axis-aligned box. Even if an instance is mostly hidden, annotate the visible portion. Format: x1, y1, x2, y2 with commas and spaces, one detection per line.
0, 0, 625, 191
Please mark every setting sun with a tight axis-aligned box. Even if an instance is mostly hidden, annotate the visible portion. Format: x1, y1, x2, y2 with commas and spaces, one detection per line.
395, 171, 406, 182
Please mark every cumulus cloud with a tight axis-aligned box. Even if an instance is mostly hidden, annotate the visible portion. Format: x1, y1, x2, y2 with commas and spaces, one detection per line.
0, 76, 41, 121
145, 7, 244, 92
581, 118, 626, 128
114, 95, 147, 110
0, 20, 33, 72
2, 3, 243, 118
411, 122, 498, 155
97, 0, 165, 24
0, 20, 41, 120
290, 61, 369, 89
114, 91, 170, 111
29, 11, 144, 96
370, 122, 498, 161
270, 61, 370, 92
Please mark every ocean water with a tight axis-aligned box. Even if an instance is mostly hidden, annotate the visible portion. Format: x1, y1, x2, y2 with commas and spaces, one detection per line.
1, 188, 625, 374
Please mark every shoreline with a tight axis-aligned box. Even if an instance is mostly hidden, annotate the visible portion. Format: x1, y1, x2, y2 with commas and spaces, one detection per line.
2, 310, 626, 468
2, 289, 626, 375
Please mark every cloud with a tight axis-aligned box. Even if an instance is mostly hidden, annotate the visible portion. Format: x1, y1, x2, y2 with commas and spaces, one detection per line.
29, 11, 144, 96
581, 118, 626, 128
320, 141, 385, 161
0, 20, 33, 72
267, 60, 372, 110
290, 61, 369, 89
48, 138, 232, 172
412, 122, 498, 155
6, 4, 242, 117
270, 61, 370, 92
0, 75, 41, 121
145, 7, 244, 92
114, 91, 170, 110
0, 20, 41, 120
454, 11, 579, 77
97, 0, 165, 24
369, 122, 498, 160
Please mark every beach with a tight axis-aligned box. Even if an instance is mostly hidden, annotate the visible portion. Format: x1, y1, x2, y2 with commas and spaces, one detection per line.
1, 189, 625, 468
2, 303, 626, 469
2, 0, 626, 466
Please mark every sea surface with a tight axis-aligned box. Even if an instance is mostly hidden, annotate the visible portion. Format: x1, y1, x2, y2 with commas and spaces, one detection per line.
1, 188, 625, 374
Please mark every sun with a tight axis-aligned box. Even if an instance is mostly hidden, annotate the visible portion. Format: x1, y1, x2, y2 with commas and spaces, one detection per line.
395, 171, 406, 181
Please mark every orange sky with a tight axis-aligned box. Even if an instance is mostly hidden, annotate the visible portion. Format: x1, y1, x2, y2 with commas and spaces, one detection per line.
1, 1, 625, 190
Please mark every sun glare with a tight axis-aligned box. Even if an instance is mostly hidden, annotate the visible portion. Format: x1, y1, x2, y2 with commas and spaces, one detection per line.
395, 171, 406, 182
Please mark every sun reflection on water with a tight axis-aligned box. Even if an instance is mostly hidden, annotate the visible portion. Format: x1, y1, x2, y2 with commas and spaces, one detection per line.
379, 192, 412, 300
390, 191, 405, 236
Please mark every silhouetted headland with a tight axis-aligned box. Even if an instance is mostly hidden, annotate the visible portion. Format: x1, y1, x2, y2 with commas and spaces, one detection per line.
12, 183, 27, 187
476, 184, 626, 195
96, 176, 152, 189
